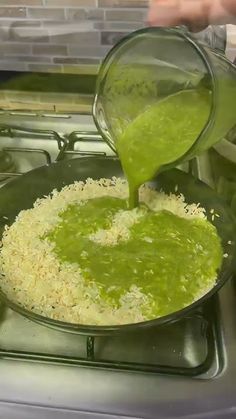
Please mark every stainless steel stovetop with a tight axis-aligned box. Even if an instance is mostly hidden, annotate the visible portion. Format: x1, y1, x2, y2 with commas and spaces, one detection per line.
0, 111, 235, 419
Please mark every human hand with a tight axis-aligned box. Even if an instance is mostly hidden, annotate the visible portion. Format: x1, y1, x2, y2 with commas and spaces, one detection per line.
148, 0, 236, 32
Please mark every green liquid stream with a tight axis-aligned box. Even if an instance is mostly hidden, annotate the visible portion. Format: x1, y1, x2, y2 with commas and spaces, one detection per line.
116, 89, 211, 208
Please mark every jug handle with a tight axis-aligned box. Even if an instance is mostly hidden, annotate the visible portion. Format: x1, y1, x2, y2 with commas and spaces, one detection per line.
175, 24, 227, 54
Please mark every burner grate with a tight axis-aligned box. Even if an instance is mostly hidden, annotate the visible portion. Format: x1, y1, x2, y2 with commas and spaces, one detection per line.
0, 293, 223, 378
0, 123, 111, 179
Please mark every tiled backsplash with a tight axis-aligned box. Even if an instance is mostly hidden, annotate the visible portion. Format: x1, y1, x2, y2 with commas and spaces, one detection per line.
0, 0, 148, 74
0, 1, 235, 75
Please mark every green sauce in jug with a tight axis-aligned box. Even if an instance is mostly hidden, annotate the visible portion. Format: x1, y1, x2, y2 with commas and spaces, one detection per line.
116, 89, 211, 208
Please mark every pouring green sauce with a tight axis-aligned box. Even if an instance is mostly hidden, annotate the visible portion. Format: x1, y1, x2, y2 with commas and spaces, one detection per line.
116, 89, 211, 208
45, 87, 223, 322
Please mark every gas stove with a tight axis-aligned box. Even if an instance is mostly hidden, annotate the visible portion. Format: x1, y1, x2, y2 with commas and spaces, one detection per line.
0, 109, 235, 419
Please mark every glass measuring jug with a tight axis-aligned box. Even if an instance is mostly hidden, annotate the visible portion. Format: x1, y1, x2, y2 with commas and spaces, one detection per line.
93, 27, 236, 171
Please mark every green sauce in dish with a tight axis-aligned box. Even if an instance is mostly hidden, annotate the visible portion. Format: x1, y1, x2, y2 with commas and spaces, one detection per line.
47, 197, 222, 319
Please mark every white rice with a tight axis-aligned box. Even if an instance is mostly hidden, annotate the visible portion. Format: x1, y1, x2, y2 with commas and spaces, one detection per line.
0, 177, 209, 326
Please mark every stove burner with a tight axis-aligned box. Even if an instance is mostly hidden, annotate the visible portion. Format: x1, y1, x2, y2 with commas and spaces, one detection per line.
0, 298, 221, 378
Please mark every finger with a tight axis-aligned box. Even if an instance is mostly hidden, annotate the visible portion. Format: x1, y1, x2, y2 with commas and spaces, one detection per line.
148, 0, 182, 26
180, 0, 210, 31
209, 0, 236, 24
221, 0, 236, 14
147, 0, 210, 30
